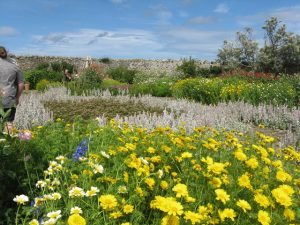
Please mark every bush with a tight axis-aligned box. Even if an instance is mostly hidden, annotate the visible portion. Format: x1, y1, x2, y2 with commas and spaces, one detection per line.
36, 79, 50, 92
35, 62, 49, 70
50, 62, 62, 72
99, 57, 111, 64
107, 66, 137, 84
172, 76, 297, 106
61, 61, 74, 73
176, 57, 199, 78
24, 70, 63, 89
67, 68, 103, 94
130, 77, 175, 97
101, 78, 125, 89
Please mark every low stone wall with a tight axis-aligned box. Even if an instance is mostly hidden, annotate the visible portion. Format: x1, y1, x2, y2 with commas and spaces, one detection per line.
12, 55, 217, 75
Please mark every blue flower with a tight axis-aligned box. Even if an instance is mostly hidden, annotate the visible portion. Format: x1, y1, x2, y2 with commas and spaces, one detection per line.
72, 139, 89, 161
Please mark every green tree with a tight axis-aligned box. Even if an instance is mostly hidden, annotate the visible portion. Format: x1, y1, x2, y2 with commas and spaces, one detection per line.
218, 28, 258, 70
257, 17, 300, 74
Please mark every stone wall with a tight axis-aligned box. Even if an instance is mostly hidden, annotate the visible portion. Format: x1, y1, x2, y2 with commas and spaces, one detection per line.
12, 55, 217, 75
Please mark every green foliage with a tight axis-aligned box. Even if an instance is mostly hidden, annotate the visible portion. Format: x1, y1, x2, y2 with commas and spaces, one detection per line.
99, 57, 111, 64
36, 79, 50, 92
67, 68, 103, 94
61, 61, 74, 73
50, 62, 62, 72
218, 17, 300, 74
101, 78, 124, 89
107, 66, 137, 84
218, 28, 258, 70
172, 76, 297, 106
24, 70, 63, 89
35, 62, 49, 70
130, 77, 175, 97
176, 57, 199, 78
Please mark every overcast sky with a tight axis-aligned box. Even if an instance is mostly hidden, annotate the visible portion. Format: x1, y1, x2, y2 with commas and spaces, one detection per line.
1, 0, 299, 60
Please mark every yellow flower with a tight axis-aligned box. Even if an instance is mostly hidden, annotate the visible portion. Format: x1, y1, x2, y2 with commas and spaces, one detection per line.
147, 147, 156, 153
123, 172, 129, 183
99, 194, 118, 210
238, 173, 252, 190
245, 157, 259, 169
150, 196, 183, 216
181, 152, 193, 158
207, 162, 226, 175
218, 208, 236, 222
210, 177, 222, 188
185, 196, 196, 203
120, 223, 131, 225
283, 208, 295, 221
215, 189, 230, 204
161, 215, 180, 225
271, 187, 292, 207
109, 211, 123, 219
257, 210, 271, 225
254, 193, 270, 208
236, 199, 251, 212
145, 178, 155, 190
162, 145, 172, 153
233, 149, 247, 161
67, 214, 86, 225
29, 219, 39, 225
276, 170, 292, 182
160, 180, 169, 190
184, 211, 202, 224
135, 187, 144, 197
172, 183, 189, 198
123, 204, 134, 214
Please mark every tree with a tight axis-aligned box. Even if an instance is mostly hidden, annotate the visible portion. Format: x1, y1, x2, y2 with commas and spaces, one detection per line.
257, 17, 300, 74
217, 28, 258, 70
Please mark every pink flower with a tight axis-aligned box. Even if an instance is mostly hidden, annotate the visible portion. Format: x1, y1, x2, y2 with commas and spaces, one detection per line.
19, 130, 32, 140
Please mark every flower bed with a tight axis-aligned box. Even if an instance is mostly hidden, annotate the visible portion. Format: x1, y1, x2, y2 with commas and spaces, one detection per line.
14, 122, 300, 224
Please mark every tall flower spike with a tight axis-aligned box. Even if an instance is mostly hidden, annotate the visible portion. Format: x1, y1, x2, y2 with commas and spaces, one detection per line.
72, 138, 89, 161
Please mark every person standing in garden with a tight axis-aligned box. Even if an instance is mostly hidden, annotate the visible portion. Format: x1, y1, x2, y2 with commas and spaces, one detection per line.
0, 46, 24, 133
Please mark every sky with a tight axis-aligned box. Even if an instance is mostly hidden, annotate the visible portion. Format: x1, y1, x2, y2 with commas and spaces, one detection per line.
0, 0, 299, 60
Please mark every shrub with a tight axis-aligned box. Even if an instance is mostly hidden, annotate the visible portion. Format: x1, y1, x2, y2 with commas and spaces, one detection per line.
68, 68, 104, 94
24, 70, 63, 89
130, 77, 175, 97
107, 66, 137, 84
176, 57, 199, 78
35, 62, 49, 70
36, 79, 50, 92
99, 57, 111, 64
50, 62, 62, 72
61, 61, 74, 73
101, 78, 125, 89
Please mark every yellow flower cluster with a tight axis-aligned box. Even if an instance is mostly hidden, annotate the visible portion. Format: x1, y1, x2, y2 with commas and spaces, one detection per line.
17, 124, 300, 224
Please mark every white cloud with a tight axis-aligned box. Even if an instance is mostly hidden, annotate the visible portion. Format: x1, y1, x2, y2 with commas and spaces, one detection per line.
17, 27, 234, 60
238, 5, 300, 34
159, 27, 234, 59
214, 3, 230, 14
21, 28, 179, 59
0, 26, 19, 36
188, 16, 217, 24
